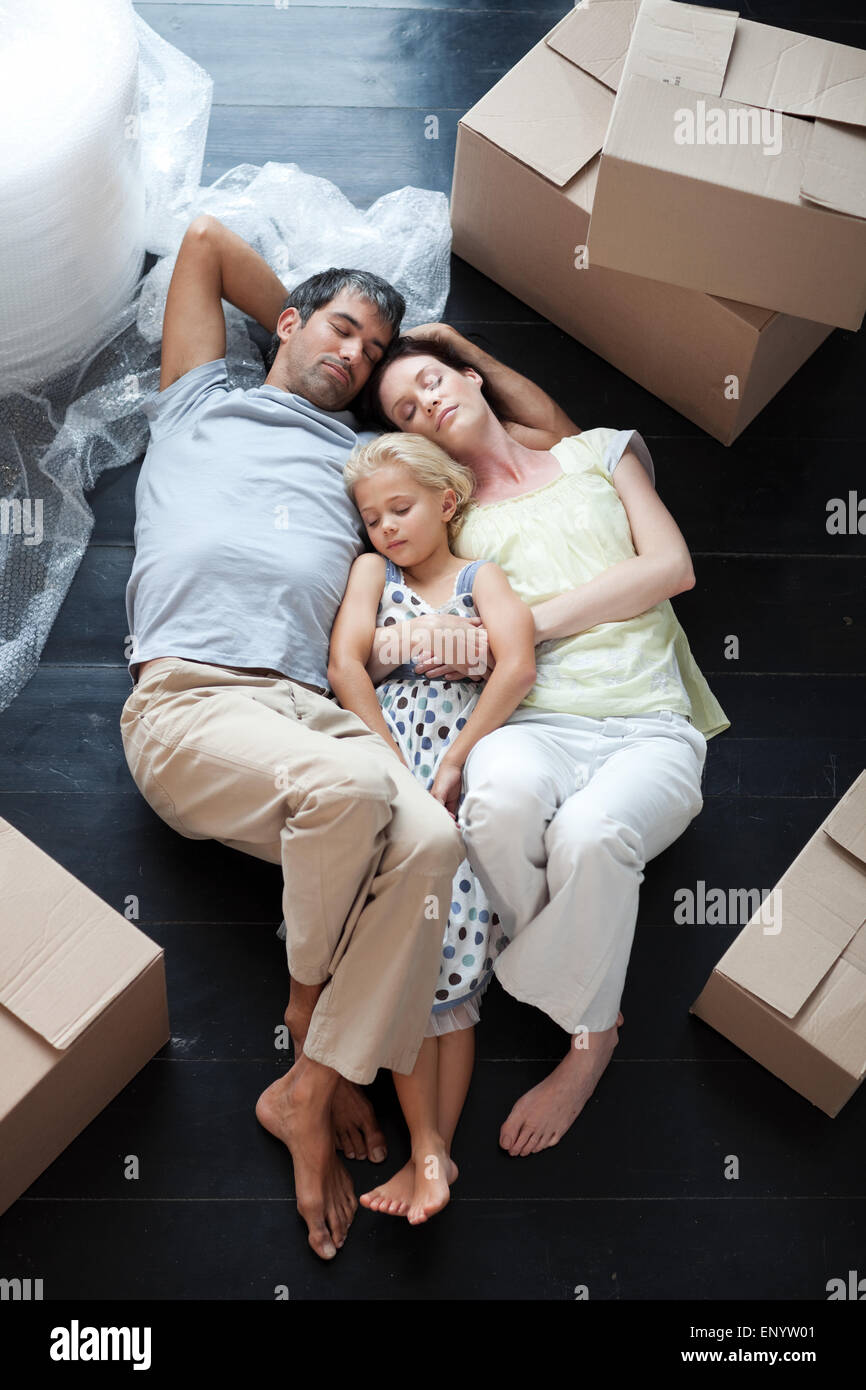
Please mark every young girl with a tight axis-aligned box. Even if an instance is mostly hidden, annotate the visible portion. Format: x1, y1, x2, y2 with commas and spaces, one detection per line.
328, 432, 536, 1224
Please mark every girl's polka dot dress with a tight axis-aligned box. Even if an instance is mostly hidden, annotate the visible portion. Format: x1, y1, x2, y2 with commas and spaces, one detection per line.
376, 556, 508, 1034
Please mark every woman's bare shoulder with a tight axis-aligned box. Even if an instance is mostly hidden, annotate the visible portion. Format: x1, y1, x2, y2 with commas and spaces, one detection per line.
503, 422, 581, 449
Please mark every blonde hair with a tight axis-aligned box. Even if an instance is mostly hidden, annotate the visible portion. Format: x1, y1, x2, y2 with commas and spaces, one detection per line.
343, 432, 476, 545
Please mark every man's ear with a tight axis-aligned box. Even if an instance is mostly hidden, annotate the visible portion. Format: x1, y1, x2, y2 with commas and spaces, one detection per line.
276, 305, 301, 343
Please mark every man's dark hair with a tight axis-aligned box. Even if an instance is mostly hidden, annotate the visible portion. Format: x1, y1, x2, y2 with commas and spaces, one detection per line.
263, 268, 406, 372
358, 334, 507, 432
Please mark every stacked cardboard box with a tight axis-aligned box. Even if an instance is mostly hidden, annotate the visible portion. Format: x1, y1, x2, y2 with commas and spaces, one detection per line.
451, 0, 866, 443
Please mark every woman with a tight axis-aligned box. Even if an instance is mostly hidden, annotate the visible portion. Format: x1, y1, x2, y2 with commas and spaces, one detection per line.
359, 331, 729, 1159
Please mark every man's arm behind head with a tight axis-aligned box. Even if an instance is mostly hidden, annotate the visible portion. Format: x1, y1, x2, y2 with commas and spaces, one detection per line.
159, 215, 287, 391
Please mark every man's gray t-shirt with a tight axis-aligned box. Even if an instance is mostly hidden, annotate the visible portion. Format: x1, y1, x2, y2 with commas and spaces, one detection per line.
125, 358, 375, 689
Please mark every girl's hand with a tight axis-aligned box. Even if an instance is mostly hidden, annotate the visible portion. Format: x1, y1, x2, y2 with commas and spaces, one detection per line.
430, 758, 464, 819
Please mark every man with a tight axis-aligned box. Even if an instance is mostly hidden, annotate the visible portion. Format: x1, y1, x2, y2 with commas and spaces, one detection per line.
120, 215, 573, 1257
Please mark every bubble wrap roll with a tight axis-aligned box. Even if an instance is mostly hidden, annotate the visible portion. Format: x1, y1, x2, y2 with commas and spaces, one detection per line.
0, 0, 146, 392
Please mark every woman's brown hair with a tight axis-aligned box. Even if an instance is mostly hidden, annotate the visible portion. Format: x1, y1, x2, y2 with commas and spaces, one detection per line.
358, 334, 507, 432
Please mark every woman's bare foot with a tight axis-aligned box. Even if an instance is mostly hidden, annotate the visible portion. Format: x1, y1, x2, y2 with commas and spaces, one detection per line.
256, 1059, 357, 1260
500, 1012, 624, 1157
360, 1144, 459, 1224
332, 1078, 388, 1163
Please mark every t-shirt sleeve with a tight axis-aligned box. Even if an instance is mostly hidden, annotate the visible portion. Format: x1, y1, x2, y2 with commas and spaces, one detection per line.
140, 358, 229, 442
558, 428, 656, 487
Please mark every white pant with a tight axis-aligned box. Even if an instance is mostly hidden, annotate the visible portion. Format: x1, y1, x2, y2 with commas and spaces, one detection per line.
459, 709, 707, 1034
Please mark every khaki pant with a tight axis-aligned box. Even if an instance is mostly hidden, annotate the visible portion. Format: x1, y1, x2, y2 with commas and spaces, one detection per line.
120, 658, 463, 1084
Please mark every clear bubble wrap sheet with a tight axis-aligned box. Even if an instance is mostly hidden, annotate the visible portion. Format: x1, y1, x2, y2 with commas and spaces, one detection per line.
0, 5, 451, 713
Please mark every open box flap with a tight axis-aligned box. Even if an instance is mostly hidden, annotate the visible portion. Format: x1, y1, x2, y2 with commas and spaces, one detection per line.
722, 17, 866, 127
593, 0, 866, 124
615, 0, 739, 99
0, 820, 161, 1050
801, 119, 866, 221
545, 0, 641, 94
587, 0, 866, 218
461, 29, 614, 187
716, 784, 866, 1019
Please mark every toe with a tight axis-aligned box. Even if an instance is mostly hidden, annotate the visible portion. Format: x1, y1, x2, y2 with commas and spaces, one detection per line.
503, 1119, 527, 1155
346, 1124, 366, 1161
328, 1203, 350, 1250
512, 1127, 537, 1157
365, 1131, 388, 1164
307, 1218, 337, 1261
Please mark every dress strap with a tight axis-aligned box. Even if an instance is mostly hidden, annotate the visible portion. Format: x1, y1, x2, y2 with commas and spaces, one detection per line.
384, 557, 403, 585
455, 558, 489, 596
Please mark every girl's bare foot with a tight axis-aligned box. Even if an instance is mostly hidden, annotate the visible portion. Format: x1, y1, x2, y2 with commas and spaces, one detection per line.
360, 1159, 416, 1216
407, 1141, 458, 1225
360, 1145, 459, 1223
499, 1012, 624, 1157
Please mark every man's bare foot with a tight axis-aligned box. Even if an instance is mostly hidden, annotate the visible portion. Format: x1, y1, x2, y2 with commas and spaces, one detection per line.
285, 1004, 387, 1163
256, 1061, 357, 1260
500, 1012, 624, 1157
360, 1144, 458, 1224
333, 1078, 388, 1163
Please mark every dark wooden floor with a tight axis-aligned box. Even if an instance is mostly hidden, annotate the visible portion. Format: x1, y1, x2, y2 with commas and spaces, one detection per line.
1, 0, 864, 1301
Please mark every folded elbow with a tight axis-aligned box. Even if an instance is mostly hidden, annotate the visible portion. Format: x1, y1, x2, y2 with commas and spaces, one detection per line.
519, 661, 537, 692
667, 551, 695, 594
326, 659, 346, 689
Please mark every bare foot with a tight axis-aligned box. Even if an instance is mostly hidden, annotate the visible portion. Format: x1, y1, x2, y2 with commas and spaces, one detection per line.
360, 1159, 416, 1217
407, 1141, 458, 1225
332, 1078, 388, 1163
361, 1145, 458, 1224
256, 1064, 357, 1260
500, 1012, 624, 1157
284, 1004, 387, 1164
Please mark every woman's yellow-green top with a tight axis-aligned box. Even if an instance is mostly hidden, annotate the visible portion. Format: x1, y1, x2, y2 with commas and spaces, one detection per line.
453, 427, 729, 739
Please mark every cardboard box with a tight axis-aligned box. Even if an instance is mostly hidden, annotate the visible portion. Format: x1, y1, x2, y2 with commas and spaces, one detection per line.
691, 771, 866, 1118
450, 1, 834, 446
0, 818, 170, 1216
585, 0, 866, 330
